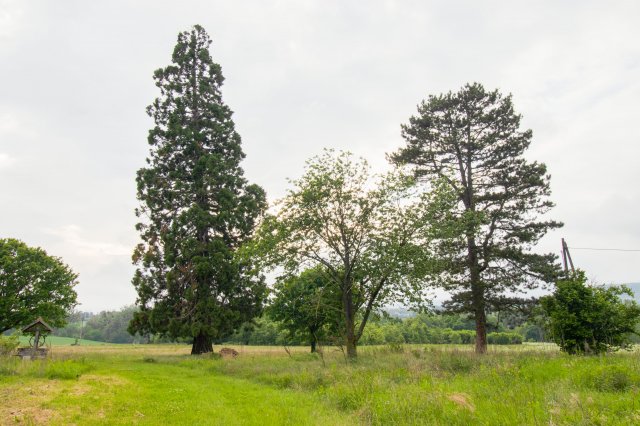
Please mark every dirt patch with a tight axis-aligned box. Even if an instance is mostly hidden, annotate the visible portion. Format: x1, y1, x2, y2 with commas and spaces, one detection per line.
4, 407, 58, 424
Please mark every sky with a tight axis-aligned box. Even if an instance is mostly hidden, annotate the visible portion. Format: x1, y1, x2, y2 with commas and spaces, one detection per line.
1, 0, 639, 312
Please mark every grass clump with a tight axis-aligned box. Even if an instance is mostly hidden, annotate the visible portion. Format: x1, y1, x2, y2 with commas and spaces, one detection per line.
45, 359, 93, 380
580, 364, 639, 392
432, 350, 478, 374
0, 357, 93, 380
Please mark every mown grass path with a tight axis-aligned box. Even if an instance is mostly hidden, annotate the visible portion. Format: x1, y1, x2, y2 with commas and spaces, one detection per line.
1, 351, 353, 425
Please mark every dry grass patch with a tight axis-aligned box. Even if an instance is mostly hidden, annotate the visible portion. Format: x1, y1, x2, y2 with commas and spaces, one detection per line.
0, 382, 64, 424
447, 392, 475, 412
0, 371, 129, 425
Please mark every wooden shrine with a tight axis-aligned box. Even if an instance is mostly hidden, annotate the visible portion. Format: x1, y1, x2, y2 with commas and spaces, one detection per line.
17, 317, 53, 359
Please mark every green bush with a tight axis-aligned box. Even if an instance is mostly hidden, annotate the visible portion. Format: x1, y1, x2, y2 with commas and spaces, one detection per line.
458, 330, 476, 344
540, 271, 640, 354
0, 334, 19, 356
487, 332, 522, 345
446, 329, 476, 344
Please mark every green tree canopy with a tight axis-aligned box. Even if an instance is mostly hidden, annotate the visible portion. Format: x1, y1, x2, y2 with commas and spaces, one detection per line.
130, 25, 267, 354
268, 267, 341, 352
391, 83, 562, 353
247, 150, 436, 358
0, 238, 78, 333
540, 271, 640, 354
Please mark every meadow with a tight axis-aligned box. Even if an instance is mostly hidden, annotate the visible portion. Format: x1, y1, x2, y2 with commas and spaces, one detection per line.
1, 343, 639, 425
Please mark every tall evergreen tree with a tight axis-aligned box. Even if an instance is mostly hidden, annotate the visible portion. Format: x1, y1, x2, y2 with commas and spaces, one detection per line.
391, 83, 562, 354
130, 25, 267, 354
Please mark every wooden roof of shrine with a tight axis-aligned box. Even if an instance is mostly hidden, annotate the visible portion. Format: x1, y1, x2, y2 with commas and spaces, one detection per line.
21, 317, 53, 333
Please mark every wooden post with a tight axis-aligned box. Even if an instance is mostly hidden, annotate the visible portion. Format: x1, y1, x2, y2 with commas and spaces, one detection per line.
33, 329, 40, 356
561, 238, 575, 274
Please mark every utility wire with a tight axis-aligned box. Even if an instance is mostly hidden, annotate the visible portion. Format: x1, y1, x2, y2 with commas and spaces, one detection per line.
569, 247, 640, 252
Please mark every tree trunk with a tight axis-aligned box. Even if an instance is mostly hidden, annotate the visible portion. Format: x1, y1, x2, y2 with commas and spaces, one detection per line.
468, 234, 487, 354
345, 332, 357, 358
471, 266, 487, 354
474, 304, 487, 354
309, 326, 318, 353
191, 332, 213, 355
342, 281, 358, 359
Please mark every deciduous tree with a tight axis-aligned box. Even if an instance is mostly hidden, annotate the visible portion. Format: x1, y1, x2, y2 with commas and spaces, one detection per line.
268, 267, 340, 352
248, 150, 435, 358
0, 238, 77, 333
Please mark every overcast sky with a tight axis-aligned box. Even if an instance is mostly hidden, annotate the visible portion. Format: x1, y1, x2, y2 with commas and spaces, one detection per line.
1, 0, 639, 312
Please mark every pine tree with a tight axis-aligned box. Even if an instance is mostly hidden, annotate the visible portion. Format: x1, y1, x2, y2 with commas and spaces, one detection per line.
391, 83, 562, 354
130, 25, 267, 354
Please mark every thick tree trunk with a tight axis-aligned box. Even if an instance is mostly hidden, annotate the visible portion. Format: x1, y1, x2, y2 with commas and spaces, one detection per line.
345, 333, 357, 358
474, 303, 487, 354
342, 281, 358, 359
309, 326, 318, 353
470, 264, 487, 354
191, 332, 213, 355
468, 233, 487, 354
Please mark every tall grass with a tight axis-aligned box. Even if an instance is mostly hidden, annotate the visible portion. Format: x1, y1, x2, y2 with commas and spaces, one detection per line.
0, 355, 93, 380
204, 344, 640, 425
2, 344, 639, 425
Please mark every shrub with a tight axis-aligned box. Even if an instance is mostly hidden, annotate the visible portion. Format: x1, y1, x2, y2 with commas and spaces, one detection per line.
487, 332, 522, 345
458, 330, 476, 344
0, 334, 20, 356
448, 331, 462, 344
540, 271, 640, 354
447, 330, 475, 344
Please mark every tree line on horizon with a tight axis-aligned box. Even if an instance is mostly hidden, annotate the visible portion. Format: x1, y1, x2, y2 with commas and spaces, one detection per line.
51, 305, 533, 347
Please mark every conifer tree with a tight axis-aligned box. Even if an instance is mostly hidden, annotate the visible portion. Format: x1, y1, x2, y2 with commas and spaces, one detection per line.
130, 25, 267, 354
392, 83, 562, 354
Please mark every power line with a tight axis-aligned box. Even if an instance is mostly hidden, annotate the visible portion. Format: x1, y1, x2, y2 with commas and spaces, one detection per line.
569, 247, 640, 252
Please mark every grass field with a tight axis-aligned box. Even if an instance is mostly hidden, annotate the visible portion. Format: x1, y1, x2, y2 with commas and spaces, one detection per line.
1, 343, 639, 425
